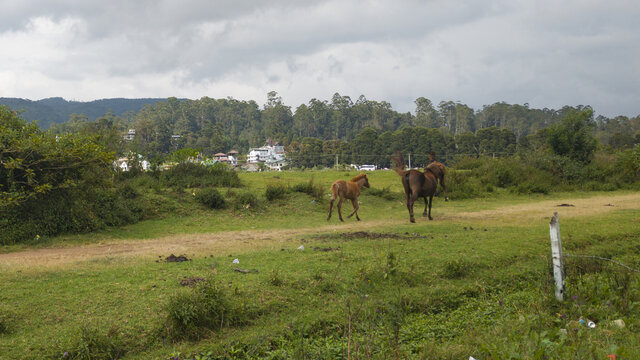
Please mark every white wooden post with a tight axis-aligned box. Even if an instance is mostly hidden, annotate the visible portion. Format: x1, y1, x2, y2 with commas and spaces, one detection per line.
549, 212, 565, 301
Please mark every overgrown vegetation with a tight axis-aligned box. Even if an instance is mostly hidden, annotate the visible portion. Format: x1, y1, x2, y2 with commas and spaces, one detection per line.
165, 278, 255, 340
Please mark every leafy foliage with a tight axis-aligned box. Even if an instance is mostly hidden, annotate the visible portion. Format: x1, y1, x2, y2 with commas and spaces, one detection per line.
195, 188, 226, 209
165, 279, 252, 340
548, 108, 598, 163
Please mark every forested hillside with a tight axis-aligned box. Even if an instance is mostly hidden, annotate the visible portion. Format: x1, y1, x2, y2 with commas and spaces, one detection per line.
0, 97, 169, 129
34, 92, 640, 168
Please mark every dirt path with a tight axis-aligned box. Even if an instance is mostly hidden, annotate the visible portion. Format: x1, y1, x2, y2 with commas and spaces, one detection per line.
1, 193, 639, 270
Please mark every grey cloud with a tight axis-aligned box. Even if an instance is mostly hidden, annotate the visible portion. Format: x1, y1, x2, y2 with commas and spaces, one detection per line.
1, 0, 639, 117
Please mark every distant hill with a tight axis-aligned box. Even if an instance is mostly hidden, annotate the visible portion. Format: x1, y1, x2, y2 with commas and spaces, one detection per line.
0, 97, 169, 128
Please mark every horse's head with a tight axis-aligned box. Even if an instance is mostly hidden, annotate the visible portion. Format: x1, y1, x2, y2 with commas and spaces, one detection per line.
363, 174, 370, 188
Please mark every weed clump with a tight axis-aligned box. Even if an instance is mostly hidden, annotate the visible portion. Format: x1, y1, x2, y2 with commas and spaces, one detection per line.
60, 325, 127, 360
291, 177, 325, 201
441, 259, 476, 279
165, 279, 248, 340
269, 269, 284, 286
0, 315, 7, 334
195, 188, 226, 209
265, 183, 289, 201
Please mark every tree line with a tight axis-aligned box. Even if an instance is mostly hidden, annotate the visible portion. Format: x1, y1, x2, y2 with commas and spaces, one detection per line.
42, 92, 640, 167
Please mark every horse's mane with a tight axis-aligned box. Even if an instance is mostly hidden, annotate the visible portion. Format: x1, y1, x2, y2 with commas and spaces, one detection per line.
350, 173, 367, 182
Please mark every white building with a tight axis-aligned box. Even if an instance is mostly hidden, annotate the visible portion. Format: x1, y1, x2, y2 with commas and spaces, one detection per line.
247, 143, 285, 164
123, 129, 136, 141
247, 141, 287, 170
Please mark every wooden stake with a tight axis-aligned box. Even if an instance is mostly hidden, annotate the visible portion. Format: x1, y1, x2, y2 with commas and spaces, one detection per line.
549, 212, 565, 301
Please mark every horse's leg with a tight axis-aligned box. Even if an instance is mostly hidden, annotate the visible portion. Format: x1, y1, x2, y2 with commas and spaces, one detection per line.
347, 199, 360, 220
422, 196, 429, 217
327, 197, 334, 221
441, 175, 448, 202
327, 186, 336, 221
427, 194, 434, 220
407, 192, 417, 223
337, 197, 345, 222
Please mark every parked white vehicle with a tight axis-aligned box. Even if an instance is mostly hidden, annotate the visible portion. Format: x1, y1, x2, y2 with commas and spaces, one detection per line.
359, 165, 377, 171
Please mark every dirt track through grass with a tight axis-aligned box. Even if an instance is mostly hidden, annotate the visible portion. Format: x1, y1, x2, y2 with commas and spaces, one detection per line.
2, 193, 639, 270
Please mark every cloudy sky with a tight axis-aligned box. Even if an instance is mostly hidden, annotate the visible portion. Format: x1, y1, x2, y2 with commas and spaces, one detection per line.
1, 0, 638, 117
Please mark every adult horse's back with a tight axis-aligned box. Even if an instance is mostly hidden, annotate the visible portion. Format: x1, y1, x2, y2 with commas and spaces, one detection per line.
327, 174, 370, 222
391, 152, 437, 223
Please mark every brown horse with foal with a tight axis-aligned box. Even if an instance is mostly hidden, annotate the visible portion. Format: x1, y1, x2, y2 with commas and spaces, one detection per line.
327, 173, 370, 222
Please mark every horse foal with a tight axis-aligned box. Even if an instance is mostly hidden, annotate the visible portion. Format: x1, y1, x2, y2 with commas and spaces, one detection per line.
327, 174, 370, 222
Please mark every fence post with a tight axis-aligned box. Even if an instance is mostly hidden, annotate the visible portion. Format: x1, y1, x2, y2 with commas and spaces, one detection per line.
549, 212, 565, 301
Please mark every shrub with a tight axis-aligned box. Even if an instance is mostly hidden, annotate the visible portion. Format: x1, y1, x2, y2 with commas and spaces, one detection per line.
195, 188, 226, 209
265, 183, 289, 201
166, 279, 243, 339
446, 170, 483, 200
235, 191, 260, 209
291, 177, 325, 201
160, 162, 240, 190
514, 181, 550, 194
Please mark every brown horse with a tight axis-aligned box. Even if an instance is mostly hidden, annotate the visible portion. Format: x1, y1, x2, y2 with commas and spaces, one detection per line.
426, 151, 448, 201
327, 173, 370, 222
391, 151, 438, 223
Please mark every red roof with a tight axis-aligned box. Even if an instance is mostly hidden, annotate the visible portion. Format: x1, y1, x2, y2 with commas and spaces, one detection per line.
214, 153, 226, 156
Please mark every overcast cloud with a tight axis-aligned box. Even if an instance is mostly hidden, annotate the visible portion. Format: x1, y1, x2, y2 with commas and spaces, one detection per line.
1, 0, 638, 117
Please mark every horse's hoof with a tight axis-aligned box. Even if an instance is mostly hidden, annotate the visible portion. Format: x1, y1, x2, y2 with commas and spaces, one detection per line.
422, 213, 427, 217
428, 217, 433, 221
410, 218, 415, 223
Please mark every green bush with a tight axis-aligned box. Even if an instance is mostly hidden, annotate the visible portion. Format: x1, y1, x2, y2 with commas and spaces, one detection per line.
166, 279, 245, 339
514, 181, 550, 194
227, 189, 261, 210
291, 178, 325, 201
265, 183, 289, 201
446, 170, 483, 200
195, 188, 226, 209
159, 162, 240, 190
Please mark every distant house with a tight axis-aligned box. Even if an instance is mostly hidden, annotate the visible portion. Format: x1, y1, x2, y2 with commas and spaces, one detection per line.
247, 140, 286, 170
123, 129, 135, 141
210, 151, 238, 166
115, 157, 130, 171
113, 155, 150, 171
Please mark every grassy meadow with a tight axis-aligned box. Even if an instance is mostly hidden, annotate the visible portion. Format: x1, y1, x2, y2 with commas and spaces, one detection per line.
1, 169, 639, 359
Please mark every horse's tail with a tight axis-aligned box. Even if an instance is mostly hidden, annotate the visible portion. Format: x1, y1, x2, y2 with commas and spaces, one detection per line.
404, 172, 412, 196
330, 181, 340, 199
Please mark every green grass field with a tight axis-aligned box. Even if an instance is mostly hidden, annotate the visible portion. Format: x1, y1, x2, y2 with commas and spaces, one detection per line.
1, 169, 639, 359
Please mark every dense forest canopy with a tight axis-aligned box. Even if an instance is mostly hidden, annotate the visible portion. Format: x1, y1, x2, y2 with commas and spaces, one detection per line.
4, 93, 640, 168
